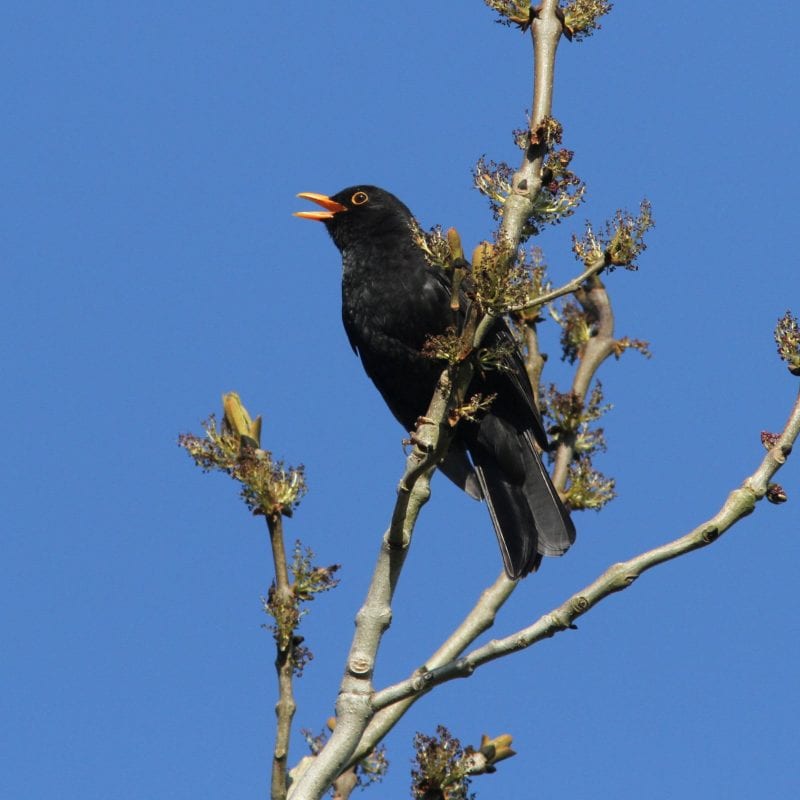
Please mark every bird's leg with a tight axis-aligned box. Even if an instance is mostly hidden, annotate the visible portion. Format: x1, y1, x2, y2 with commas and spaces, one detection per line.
398, 415, 444, 493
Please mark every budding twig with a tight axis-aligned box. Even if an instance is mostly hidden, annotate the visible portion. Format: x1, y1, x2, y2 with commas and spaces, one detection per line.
269, 512, 296, 800
508, 252, 607, 313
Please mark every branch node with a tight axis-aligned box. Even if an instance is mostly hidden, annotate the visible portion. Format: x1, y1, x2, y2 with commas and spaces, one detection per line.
409, 433, 434, 454
348, 653, 374, 677
604, 562, 637, 589
411, 668, 431, 692
387, 535, 408, 553
701, 525, 720, 544
571, 596, 590, 614
734, 486, 758, 515
455, 656, 475, 675
541, 611, 564, 635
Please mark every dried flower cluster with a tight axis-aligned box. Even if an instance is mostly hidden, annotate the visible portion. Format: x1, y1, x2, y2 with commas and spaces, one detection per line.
774, 310, 800, 375
448, 392, 498, 426
549, 300, 596, 363
530, 115, 564, 148
412, 227, 557, 371
473, 158, 514, 215
542, 148, 580, 191
543, 382, 609, 457
540, 383, 616, 510
483, 0, 533, 29
410, 222, 455, 271
471, 241, 539, 313
411, 726, 516, 799
178, 412, 306, 517
565, 455, 617, 510
421, 325, 467, 365
572, 200, 654, 270
562, 0, 614, 41
473, 152, 584, 238
411, 726, 475, 800
612, 336, 652, 360
263, 542, 340, 673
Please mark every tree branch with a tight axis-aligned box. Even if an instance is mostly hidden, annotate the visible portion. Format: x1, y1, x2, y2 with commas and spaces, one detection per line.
287, 363, 476, 799
370, 386, 800, 707
267, 513, 297, 800
345, 571, 517, 767
510, 253, 607, 314
499, 0, 564, 247
291, 297, 523, 798
290, 10, 570, 795
552, 274, 617, 492
331, 768, 357, 800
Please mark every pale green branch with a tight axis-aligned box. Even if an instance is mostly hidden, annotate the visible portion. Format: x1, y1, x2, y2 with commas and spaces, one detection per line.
370, 387, 800, 707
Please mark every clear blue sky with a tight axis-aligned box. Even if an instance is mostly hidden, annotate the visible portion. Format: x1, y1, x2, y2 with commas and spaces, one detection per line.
3, 2, 799, 798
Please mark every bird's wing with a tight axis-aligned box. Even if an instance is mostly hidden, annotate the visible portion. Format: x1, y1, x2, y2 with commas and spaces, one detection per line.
424, 262, 549, 449
488, 322, 550, 450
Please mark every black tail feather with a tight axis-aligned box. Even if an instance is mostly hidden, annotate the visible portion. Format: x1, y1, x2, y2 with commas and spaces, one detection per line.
467, 415, 575, 579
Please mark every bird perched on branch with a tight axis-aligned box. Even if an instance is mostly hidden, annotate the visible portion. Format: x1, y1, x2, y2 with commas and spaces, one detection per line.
295, 185, 575, 578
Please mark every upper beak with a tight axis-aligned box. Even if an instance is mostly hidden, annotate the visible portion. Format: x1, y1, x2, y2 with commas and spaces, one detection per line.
294, 192, 348, 221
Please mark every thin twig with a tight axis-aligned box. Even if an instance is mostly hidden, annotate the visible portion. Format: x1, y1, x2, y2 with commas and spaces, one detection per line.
511, 255, 608, 406
521, 322, 546, 408
331, 768, 358, 800
510, 254, 607, 314
268, 512, 291, 594
499, 0, 564, 246
500, 0, 568, 416
552, 275, 617, 492
371, 387, 800, 707
268, 513, 297, 800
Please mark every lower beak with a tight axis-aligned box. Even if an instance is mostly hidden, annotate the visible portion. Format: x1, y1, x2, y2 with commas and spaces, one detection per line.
294, 192, 348, 221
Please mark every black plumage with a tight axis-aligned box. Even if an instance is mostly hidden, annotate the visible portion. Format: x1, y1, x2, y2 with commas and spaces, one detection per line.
296, 185, 575, 578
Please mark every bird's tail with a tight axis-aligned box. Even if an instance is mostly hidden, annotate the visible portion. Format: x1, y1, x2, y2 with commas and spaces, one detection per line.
468, 416, 576, 579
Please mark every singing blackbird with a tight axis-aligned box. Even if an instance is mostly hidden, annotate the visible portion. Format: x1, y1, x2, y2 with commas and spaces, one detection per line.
295, 185, 575, 578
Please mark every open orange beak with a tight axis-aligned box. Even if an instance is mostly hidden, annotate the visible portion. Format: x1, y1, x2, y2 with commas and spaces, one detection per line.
294, 192, 348, 221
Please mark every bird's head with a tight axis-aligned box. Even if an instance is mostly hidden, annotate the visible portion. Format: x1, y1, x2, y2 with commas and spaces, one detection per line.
294, 185, 415, 252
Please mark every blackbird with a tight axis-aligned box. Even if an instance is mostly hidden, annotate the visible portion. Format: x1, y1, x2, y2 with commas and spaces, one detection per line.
295, 185, 575, 578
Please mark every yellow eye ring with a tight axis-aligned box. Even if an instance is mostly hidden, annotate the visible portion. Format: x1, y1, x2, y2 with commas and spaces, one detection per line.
351, 191, 369, 206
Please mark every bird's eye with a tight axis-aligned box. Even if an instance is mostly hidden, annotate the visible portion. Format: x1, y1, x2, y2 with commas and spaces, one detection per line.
351, 191, 369, 206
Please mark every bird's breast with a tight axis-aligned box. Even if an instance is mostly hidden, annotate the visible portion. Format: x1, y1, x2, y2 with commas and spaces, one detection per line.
339, 246, 451, 428
341, 249, 446, 350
